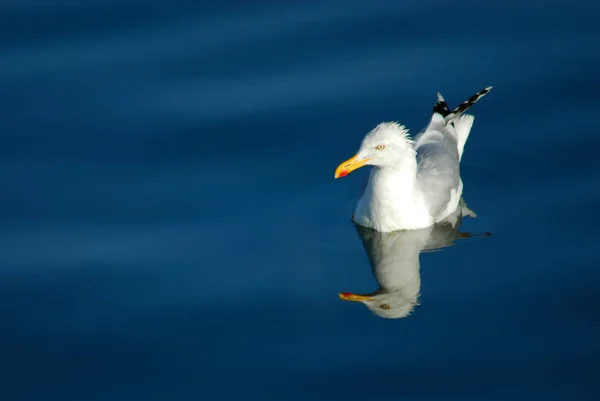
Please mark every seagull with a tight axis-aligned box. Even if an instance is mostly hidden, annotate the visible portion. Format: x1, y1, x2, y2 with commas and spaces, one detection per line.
334, 87, 492, 232
338, 209, 489, 319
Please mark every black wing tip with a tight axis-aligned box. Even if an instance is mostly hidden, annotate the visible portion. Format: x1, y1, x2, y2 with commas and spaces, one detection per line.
432, 91, 451, 117
466, 86, 493, 104
478, 86, 493, 97
448, 85, 494, 118
432, 102, 450, 116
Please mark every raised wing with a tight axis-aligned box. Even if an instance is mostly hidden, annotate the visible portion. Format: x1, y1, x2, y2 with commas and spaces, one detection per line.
412, 87, 492, 221
414, 114, 462, 221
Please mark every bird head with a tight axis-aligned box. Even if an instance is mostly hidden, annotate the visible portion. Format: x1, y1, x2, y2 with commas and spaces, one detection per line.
334, 122, 414, 178
338, 289, 418, 319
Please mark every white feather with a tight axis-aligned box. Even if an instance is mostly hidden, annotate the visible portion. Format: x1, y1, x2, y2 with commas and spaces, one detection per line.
343, 89, 489, 232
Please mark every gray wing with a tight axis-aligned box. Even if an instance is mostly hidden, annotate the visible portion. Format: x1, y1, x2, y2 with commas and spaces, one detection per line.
413, 114, 461, 220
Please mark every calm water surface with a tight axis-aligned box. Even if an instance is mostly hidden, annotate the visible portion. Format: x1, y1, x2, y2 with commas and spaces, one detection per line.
1, 1, 600, 400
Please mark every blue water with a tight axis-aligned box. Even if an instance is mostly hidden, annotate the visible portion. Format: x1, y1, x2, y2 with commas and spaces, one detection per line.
2, 1, 600, 400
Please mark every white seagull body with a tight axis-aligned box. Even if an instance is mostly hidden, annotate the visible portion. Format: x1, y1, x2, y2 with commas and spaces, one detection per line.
334, 87, 492, 232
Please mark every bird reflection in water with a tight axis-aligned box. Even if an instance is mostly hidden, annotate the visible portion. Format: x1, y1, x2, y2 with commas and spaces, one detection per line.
339, 202, 489, 319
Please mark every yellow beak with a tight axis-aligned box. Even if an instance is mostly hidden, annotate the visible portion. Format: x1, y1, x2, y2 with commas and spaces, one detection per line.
334, 155, 369, 179
338, 292, 374, 302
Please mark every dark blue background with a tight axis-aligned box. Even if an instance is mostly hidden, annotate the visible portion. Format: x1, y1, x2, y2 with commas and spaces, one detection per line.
1, 1, 599, 400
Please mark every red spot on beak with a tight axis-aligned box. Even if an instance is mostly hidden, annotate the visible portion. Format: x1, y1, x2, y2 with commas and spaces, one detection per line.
340, 292, 352, 297
338, 170, 348, 178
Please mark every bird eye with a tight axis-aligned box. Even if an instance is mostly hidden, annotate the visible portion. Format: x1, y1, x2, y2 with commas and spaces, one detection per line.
379, 304, 391, 310
375, 144, 385, 150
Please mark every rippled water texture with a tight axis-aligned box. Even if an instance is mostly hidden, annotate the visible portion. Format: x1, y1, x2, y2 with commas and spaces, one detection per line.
1, 1, 599, 400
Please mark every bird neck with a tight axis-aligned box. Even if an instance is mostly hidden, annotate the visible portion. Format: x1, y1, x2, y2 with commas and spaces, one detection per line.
353, 158, 431, 232
369, 160, 419, 201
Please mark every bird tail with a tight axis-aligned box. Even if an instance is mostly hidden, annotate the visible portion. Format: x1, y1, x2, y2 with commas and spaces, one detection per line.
455, 114, 474, 161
